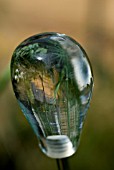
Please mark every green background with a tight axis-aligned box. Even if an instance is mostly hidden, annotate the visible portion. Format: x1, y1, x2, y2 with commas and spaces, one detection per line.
0, 0, 114, 169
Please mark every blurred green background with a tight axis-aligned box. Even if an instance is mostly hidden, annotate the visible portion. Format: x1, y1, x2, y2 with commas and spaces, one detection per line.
0, 0, 114, 169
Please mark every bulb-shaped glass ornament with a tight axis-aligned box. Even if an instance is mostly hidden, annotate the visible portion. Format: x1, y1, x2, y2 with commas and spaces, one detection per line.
11, 32, 93, 159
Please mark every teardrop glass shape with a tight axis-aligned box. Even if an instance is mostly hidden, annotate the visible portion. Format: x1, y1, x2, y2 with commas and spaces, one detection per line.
11, 32, 93, 159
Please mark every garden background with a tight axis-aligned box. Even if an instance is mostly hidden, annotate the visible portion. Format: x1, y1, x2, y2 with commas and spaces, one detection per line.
0, 0, 114, 169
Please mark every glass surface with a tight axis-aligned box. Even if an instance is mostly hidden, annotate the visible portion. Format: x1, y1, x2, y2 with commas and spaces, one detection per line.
11, 32, 93, 158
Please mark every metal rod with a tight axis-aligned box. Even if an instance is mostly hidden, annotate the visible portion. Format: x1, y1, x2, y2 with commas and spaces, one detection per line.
56, 158, 70, 170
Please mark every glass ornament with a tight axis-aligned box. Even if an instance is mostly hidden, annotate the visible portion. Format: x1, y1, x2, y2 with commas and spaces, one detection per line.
11, 32, 93, 159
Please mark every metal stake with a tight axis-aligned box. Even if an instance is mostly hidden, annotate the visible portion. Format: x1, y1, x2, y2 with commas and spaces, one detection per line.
56, 158, 70, 170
